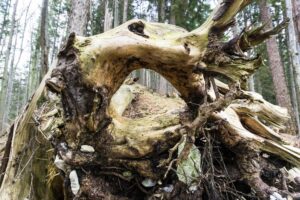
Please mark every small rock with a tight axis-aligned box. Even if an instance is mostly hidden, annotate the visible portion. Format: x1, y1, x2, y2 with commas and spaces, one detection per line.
262, 153, 270, 158
69, 170, 80, 195
54, 155, 66, 172
60, 142, 68, 150
142, 178, 156, 188
270, 192, 286, 200
188, 185, 198, 193
153, 194, 162, 198
163, 185, 174, 193
66, 151, 73, 159
80, 145, 95, 153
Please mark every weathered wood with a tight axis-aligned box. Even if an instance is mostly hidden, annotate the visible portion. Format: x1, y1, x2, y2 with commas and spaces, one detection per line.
1, 1, 300, 199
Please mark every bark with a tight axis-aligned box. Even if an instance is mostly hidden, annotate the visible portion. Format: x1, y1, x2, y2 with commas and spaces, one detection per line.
157, 0, 165, 23
1, 1, 300, 200
0, 0, 19, 132
169, 0, 176, 25
113, 0, 119, 27
291, 0, 300, 112
40, 0, 49, 79
50, 1, 63, 62
67, 0, 90, 36
292, 0, 300, 44
286, 0, 300, 134
259, 0, 297, 134
122, 0, 128, 23
28, 34, 40, 98
104, 0, 113, 31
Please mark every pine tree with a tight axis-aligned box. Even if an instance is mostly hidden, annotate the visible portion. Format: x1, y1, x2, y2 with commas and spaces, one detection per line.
40, 0, 49, 79
259, 0, 297, 133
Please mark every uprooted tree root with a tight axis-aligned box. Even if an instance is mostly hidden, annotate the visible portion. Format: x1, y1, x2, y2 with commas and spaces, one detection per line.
1, 0, 300, 199
34, 83, 299, 200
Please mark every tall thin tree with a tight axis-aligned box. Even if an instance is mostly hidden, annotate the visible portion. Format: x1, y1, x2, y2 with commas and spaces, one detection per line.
291, 0, 300, 106
0, 0, 19, 132
292, 0, 300, 44
0, 0, 11, 50
67, 0, 90, 36
286, 0, 300, 133
104, 0, 113, 31
122, 0, 128, 23
40, 0, 49, 79
259, 0, 297, 133
113, 0, 119, 27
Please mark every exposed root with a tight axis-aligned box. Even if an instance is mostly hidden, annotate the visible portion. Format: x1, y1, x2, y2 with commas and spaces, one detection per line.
1, 1, 300, 199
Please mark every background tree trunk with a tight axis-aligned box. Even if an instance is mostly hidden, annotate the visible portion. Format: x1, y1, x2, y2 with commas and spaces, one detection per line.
292, 0, 300, 44
67, 0, 90, 36
122, 0, 128, 23
40, 0, 49, 79
291, 0, 300, 114
286, 0, 300, 134
104, 0, 113, 31
259, 0, 297, 133
0, 0, 11, 51
3, 24, 18, 127
113, 0, 119, 27
0, 0, 19, 132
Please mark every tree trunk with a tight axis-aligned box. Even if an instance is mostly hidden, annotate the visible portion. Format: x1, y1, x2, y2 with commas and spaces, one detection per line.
28, 34, 40, 98
104, 0, 113, 31
292, 0, 300, 44
122, 0, 128, 23
169, 0, 176, 25
157, 0, 165, 23
291, 0, 300, 111
50, 1, 63, 62
259, 0, 297, 133
40, 0, 49, 79
0, 0, 11, 49
67, 0, 90, 36
286, 0, 300, 134
3, 23, 18, 126
113, 0, 119, 27
1, 1, 300, 200
0, 0, 19, 132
